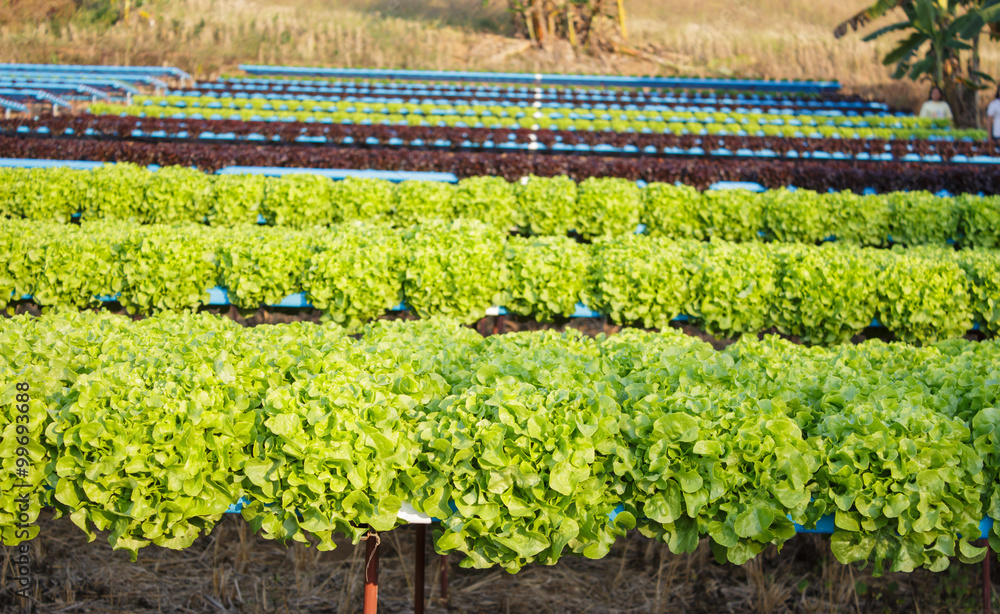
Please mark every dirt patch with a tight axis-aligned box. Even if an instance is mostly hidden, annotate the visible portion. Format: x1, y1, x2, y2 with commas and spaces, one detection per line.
0, 511, 991, 613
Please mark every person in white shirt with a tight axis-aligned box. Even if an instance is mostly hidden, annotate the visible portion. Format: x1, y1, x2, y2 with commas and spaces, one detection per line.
987, 84, 1000, 142
919, 86, 954, 122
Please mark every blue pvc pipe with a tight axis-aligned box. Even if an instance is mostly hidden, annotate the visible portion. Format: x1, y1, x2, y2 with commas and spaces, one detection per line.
0, 71, 162, 89
216, 166, 458, 183
0, 97, 28, 113
0, 88, 71, 108
238, 65, 841, 94
0, 82, 110, 100
0, 63, 191, 80
0, 158, 107, 170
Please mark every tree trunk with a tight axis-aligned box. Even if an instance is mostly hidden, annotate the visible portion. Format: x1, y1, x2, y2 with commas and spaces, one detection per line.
566, 9, 578, 47
616, 0, 628, 41
946, 31, 983, 130
970, 31, 982, 131
532, 0, 548, 47
950, 83, 980, 129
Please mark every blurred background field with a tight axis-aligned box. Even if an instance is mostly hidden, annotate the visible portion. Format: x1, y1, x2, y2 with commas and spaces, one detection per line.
2, 0, 999, 112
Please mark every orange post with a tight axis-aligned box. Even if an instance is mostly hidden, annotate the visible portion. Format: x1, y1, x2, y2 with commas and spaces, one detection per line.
364, 530, 379, 614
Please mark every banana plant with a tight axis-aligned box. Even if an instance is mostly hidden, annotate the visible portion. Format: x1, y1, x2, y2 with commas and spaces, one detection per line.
835, 0, 999, 128
484, 0, 624, 48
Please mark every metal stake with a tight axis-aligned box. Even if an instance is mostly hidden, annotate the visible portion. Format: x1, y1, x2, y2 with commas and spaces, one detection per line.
364, 530, 380, 614
440, 553, 450, 607
985, 538, 993, 614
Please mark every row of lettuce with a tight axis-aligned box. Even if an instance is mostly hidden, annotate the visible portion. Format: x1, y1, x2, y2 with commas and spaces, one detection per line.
3, 218, 998, 344
91, 99, 984, 140
3, 312, 1000, 575
134, 95, 941, 130
3, 165, 999, 248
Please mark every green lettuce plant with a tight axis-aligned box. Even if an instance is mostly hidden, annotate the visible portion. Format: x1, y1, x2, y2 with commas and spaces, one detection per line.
304, 223, 405, 330
46, 313, 255, 559
957, 249, 1000, 335
688, 241, 776, 337
113, 225, 216, 314
501, 236, 590, 321
215, 226, 312, 310
575, 177, 641, 240
331, 176, 394, 222
143, 166, 214, 224
17, 168, 88, 222
887, 192, 959, 247
412, 330, 630, 572
81, 163, 150, 221
261, 174, 335, 228
515, 175, 577, 236
876, 251, 973, 343
590, 236, 696, 330
828, 191, 891, 247
641, 182, 705, 240
392, 181, 456, 227
209, 174, 268, 226
403, 219, 505, 323
702, 189, 765, 242
763, 188, 834, 244
453, 176, 517, 229
771, 244, 879, 344
959, 194, 1000, 249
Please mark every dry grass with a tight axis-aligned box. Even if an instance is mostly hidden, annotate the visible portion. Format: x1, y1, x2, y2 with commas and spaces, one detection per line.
0, 511, 993, 613
1, 0, 999, 111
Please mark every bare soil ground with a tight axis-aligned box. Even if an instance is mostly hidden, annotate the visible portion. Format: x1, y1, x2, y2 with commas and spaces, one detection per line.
0, 511, 995, 613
